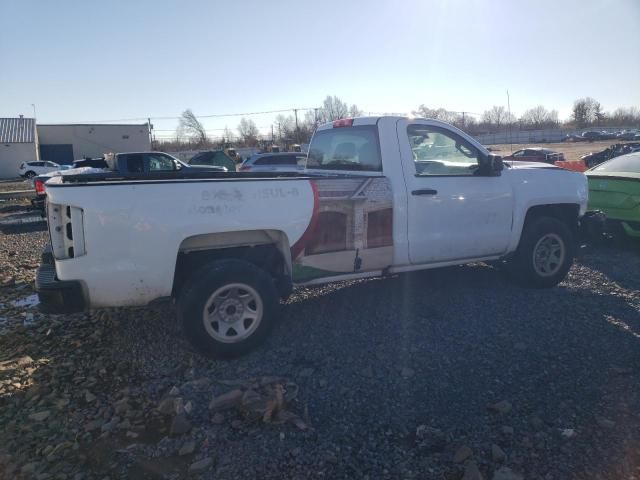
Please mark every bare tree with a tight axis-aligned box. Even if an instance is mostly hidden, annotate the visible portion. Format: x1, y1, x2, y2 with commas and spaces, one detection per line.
237, 117, 260, 146
572, 97, 604, 127
223, 125, 234, 143
481, 106, 515, 129
349, 104, 362, 118
520, 106, 558, 128
274, 114, 295, 141
316, 96, 361, 123
177, 109, 208, 146
609, 107, 640, 125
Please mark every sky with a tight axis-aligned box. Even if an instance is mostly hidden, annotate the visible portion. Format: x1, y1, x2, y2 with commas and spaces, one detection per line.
2, 0, 639, 139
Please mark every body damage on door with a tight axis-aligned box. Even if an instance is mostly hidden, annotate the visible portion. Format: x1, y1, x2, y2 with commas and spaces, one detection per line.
291, 177, 394, 282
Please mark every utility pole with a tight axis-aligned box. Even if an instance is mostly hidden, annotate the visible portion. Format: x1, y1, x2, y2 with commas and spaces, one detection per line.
271, 124, 274, 142
147, 117, 153, 149
293, 108, 299, 143
313, 108, 319, 129
276, 122, 282, 142
32, 104, 39, 160
461, 111, 466, 129
506, 90, 513, 155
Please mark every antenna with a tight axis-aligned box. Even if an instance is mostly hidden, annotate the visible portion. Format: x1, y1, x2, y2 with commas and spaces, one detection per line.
506, 89, 513, 155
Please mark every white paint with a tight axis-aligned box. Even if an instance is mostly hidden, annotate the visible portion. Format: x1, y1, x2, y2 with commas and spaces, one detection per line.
37, 124, 150, 160
43, 116, 588, 310
0, 143, 38, 178
47, 178, 315, 307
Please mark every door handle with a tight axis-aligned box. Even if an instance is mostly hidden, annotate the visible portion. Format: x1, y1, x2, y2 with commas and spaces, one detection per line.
411, 189, 438, 196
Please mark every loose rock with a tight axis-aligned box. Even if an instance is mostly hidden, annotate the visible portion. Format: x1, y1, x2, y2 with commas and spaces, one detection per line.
453, 445, 473, 463
189, 457, 213, 473
462, 460, 483, 480
170, 414, 192, 435
491, 444, 506, 463
492, 466, 523, 480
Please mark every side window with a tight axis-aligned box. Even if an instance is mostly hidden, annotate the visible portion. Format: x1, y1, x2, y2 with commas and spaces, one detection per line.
147, 154, 176, 171
124, 154, 144, 173
273, 155, 297, 165
407, 125, 480, 176
512, 150, 525, 157
34, 162, 45, 167
307, 126, 382, 171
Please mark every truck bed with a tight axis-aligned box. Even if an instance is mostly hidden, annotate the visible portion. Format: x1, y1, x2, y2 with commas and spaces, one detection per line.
54, 170, 319, 184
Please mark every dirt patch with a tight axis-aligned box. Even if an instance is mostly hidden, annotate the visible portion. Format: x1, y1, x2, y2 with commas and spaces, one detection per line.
487, 140, 623, 162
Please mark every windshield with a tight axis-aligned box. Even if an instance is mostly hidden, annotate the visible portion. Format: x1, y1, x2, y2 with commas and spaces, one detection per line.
591, 152, 640, 173
307, 126, 382, 171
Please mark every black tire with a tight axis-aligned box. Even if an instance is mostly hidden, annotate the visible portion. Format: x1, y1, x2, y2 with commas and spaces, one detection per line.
24, 171, 36, 179
508, 216, 575, 288
177, 259, 279, 358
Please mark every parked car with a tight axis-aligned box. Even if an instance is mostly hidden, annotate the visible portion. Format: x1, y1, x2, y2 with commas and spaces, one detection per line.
188, 150, 237, 172
581, 131, 605, 142
615, 130, 638, 141
36, 116, 589, 358
19, 161, 71, 178
239, 152, 306, 172
502, 148, 565, 164
30, 152, 226, 214
563, 134, 587, 142
586, 151, 640, 237
581, 142, 640, 169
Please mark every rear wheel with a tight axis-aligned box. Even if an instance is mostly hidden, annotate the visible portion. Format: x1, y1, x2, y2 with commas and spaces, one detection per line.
508, 216, 575, 288
177, 259, 279, 358
24, 171, 36, 179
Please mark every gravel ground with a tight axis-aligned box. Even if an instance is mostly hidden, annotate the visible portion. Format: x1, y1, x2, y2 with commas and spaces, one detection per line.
0, 178, 32, 193
0, 199, 639, 480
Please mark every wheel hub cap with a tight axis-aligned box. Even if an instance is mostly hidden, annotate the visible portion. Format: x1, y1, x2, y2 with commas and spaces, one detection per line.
202, 283, 263, 343
532, 233, 565, 277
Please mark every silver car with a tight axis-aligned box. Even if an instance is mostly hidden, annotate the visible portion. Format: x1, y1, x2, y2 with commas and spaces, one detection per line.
239, 152, 306, 173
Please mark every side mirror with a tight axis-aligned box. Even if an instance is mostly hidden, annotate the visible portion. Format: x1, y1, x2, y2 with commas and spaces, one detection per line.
478, 154, 503, 176
489, 153, 503, 173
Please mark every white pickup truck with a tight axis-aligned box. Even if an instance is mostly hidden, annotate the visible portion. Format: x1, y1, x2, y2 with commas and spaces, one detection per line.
37, 116, 589, 357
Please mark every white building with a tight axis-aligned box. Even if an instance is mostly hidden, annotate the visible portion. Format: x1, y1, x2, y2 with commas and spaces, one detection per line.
37, 123, 150, 164
0, 117, 38, 178
0, 119, 152, 178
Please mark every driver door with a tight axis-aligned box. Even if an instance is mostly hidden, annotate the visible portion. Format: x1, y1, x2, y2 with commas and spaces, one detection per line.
397, 119, 513, 264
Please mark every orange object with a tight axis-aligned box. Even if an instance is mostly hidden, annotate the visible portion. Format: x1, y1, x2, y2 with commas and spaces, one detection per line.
554, 160, 587, 172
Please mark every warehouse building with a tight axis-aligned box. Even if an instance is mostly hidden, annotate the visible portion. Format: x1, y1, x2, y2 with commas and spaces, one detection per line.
0, 119, 151, 178
37, 123, 150, 165
0, 117, 38, 178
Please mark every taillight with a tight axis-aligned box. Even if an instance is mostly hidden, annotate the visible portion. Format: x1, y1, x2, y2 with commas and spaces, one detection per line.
34, 180, 45, 194
332, 118, 354, 128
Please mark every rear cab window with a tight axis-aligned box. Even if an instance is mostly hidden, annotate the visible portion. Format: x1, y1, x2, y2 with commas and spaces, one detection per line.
307, 125, 382, 171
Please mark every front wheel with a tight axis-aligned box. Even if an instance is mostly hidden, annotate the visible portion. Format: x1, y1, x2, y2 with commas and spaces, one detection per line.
177, 259, 279, 358
508, 216, 575, 288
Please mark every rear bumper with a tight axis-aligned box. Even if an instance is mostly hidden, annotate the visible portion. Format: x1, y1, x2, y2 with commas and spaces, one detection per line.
31, 195, 45, 214
36, 245, 87, 314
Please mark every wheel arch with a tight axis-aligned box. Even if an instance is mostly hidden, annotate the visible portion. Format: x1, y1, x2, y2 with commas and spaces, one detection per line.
512, 203, 580, 252
172, 229, 293, 299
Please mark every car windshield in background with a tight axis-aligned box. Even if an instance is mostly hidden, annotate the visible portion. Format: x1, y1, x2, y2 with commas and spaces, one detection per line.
307, 126, 382, 171
591, 152, 640, 173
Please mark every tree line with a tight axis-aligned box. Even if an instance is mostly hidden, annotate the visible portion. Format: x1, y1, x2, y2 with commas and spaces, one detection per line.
158, 95, 639, 150
414, 97, 640, 135
167, 96, 362, 149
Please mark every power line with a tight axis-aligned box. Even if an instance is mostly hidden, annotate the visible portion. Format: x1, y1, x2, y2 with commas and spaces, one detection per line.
67, 107, 318, 124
